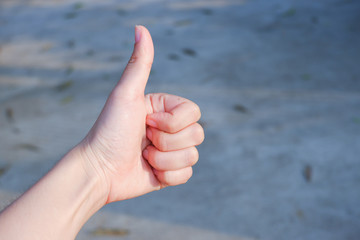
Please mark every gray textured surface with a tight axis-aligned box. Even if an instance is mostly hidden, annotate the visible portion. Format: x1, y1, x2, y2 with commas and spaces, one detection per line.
1, 0, 360, 239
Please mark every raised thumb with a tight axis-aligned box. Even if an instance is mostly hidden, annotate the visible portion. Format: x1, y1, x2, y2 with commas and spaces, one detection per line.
116, 25, 154, 97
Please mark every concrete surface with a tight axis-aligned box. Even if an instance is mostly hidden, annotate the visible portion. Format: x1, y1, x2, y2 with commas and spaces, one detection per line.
1, 0, 360, 239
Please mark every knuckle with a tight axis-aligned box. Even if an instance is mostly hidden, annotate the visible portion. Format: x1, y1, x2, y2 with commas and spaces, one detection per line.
164, 120, 177, 133
192, 103, 201, 120
186, 147, 199, 166
169, 121, 181, 133
160, 113, 180, 133
176, 168, 193, 185
160, 172, 172, 186
147, 147, 157, 166
152, 151, 168, 171
161, 168, 193, 186
128, 54, 138, 64
155, 131, 168, 151
128, 53, 153, 71
190, 147, 199, 165
193, 123, 205, 145
182, 167, 193, 184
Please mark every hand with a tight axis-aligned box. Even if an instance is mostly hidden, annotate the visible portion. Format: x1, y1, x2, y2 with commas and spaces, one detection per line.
78, 26, 204, 203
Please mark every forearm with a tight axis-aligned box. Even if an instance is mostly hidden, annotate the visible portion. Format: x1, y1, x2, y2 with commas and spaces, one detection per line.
0, 147, 107, 240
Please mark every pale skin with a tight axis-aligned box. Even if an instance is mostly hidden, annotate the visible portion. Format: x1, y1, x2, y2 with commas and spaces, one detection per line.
0, 26, 204, 239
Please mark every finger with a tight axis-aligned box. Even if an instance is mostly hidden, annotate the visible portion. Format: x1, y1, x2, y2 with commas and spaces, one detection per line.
114, 25, 154, 98
143, 145, 199, 171
146, 123, 204, 152
153, 167, 193, 187
145, 94, 201, 133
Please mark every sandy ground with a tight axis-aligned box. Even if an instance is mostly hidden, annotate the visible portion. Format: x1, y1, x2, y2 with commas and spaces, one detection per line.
1, 0, 360, 239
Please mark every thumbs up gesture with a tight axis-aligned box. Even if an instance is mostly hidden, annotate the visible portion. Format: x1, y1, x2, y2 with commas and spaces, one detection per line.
79, 26, 204, 203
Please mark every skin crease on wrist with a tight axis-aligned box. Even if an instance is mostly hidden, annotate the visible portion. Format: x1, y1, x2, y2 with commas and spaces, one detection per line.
0, 25, 204, 240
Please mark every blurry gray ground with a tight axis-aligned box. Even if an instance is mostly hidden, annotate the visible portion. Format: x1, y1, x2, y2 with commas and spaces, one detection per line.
1, 0, 360, 239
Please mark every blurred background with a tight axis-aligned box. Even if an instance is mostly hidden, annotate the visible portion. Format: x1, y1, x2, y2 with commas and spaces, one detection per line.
1, 0, 360, 239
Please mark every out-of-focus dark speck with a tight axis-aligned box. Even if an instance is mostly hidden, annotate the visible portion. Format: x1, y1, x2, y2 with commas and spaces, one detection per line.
168, 53, 180, 61
74, 2, 84, 10
303, 164, 312, 182
301, 73, 311, 81
165, 29, 174, 36
116, 8, 128, 16
311, 16, 319, 24
109, 55, 123, 62
174, 19, 193, 27
65, 12, 77, 19
282, 8, 296, 17
56, 80, 73, 92
182, 48, 197, 57
61, 96, 74, 105
296, 209, 304, 219
201, 8, 213, 16
5, 108, 14, 122
233, 104, 248, 113
15, 143, 40, 152
0, 165, 9, 177
86, 49, 95, 56
353, 117, 360, 124
67, 40, 76, 48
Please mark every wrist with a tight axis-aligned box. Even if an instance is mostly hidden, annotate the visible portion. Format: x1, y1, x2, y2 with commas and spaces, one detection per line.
73, 141, 111, 205
50, 145, 111, 235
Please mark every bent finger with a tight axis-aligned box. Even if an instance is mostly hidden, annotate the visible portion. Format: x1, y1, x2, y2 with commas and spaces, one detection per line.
146, 123, 204, 152
153, 167, 193, 187
145, 94, 201, 133
143, 145, 199, 171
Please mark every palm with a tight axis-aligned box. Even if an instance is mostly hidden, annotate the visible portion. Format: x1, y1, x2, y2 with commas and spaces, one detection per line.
88, 93, 160, 202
